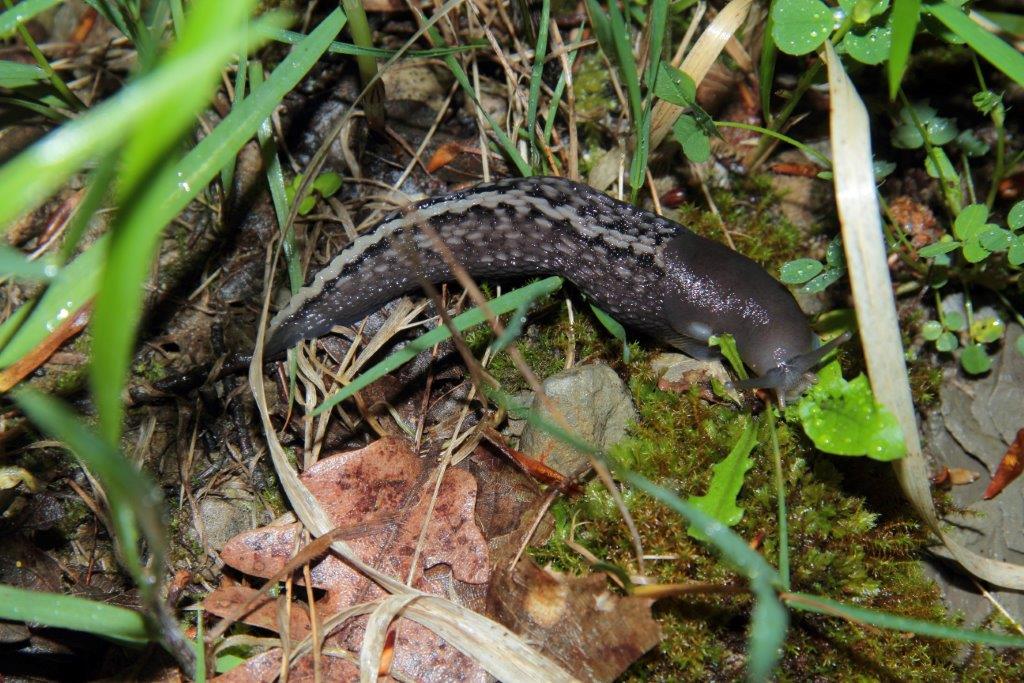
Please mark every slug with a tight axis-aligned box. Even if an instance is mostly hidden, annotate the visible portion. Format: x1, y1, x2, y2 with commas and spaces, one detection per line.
265, 176, 838, 393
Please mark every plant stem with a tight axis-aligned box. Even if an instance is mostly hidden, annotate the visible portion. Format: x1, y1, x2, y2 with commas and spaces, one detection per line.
768, 408, 790, 591
340, 0, 385, 132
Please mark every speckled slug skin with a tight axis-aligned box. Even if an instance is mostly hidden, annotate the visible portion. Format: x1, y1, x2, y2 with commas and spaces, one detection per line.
265, 176, 817, 389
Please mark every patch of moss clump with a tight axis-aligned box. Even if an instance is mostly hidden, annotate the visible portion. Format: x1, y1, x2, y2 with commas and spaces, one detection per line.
466, 291, 621, 393
670, 174, 808, 271
531, 375, 1021, 679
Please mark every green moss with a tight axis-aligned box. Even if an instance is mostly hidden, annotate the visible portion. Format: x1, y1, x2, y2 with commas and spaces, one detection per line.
573, 52, 619, 124
530, 374, 1020, 679
467, 294, 618, 394
670, 174, 809, 271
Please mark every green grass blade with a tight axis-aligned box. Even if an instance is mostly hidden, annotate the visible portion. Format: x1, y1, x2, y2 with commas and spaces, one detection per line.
116, 1, 261, 196
313, 276, 565, 416
5, 0, 84, 111
340, 0, 384, 129
767, 410, 790, 589
925, 0, 1024, 87
605, 0, 642, 124
83, 0, 132, 44
12, 387, 166, 590
0, 233, 105, 366
0, 60, 47, 88
760, 9, 778, 120
787, 592, 1024, 647
589, 303, 629, 361
888, 0, 921, 100
250, 61, 301, 293
0, 583, 151, 645
0, 9, 346, 375
747, 584, 788, 682
0, 244, 55, 282
0, 15, 269, 231
582, 0, 614, 63
526, 0, 550, 166
219, 52, 248, 202
0, 94, 66, 121
91, 0, 267, 443
0, 0, 62, 38
643, 0, 669, 90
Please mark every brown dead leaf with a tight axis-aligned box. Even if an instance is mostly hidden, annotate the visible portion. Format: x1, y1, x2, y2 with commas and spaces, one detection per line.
203, 584, 311, 639
207, 437, 490, 682
983, 428, 1024, 500
489, 558, 660, 682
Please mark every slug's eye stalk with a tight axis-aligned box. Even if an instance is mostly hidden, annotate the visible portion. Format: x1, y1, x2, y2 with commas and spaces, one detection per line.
733, 331, 853, 397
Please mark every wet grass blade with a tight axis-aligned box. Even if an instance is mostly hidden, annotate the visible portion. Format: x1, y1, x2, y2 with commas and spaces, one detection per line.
0, 0, 62, 38
0, 9, 345, 379
925, 1, 1024, 87
0, 234, 104, 366
90, 0, 269, 443
888, 0, 921, 100
0, 244, 55, 282
0, 11, 269, 230
786, 592, 1024, 647
0, 583, 151, 646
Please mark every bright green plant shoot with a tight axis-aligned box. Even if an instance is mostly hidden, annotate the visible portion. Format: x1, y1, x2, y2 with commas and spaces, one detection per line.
687, 419, 758, 541
794, 360, 906, 461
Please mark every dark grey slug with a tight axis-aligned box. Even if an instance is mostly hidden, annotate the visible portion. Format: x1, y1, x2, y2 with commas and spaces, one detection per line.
265, 176, 837, 392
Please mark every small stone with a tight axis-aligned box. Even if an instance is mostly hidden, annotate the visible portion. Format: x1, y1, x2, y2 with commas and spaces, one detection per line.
195, 496, 259, 552
650, 353, 739, 401
519, 363, 637, 476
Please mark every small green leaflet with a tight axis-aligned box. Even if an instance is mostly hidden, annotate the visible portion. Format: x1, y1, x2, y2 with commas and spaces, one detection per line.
770, 0, 834, 56
709, 333, 747, 380
795, 360, 906, 461
687, 419, 758, 541
653, 62, 696, 107
672, 115, 710, 163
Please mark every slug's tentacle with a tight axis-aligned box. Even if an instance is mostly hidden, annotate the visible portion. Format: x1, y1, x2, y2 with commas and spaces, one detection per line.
731, 332, 853, 391
264, 176, 819, 393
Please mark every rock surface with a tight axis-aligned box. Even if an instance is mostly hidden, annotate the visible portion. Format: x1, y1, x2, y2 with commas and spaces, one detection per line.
518, 363, 637, 476
922, 323, 1024, 625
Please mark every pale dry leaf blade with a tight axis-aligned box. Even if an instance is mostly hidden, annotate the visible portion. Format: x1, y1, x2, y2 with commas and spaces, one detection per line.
404, 598, 580, 683
650, 0, 754, 149
360, 594, 420, 683
823, 42, 1024, 590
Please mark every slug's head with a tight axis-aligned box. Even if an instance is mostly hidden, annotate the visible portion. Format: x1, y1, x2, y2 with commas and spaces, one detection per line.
734, 331, 852, 398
